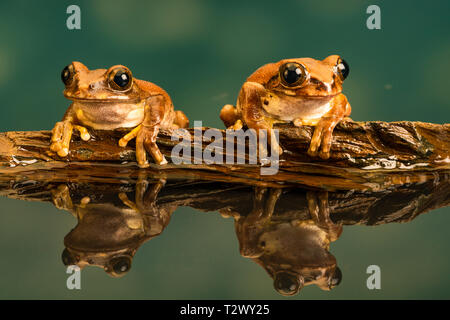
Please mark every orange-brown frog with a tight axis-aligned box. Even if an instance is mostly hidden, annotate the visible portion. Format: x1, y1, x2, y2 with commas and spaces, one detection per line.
50, 61, 189, 167
220, 55, 351, 159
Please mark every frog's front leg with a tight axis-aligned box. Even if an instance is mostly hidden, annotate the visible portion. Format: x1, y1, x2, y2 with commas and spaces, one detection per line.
306, 191, 342, 242
135, 173, 166, 213
307, 93, 351, 159
51, 184, 74, 211
237, 187, 282, 258
119, 173, 166, 215
50, 104, 90, 157
239, 82, 282, 156
247, 187, 282, 223
119, 95, 168, 167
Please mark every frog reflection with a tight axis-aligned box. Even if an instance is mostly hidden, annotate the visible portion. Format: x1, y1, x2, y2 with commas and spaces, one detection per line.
223, 188, 342, 295
52, 178, 176, 277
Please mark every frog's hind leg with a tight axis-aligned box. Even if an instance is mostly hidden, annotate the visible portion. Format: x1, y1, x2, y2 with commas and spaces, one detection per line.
343, 102, 352, 121
173, 110, 189, 129
220, 104, 244, 130
220, 104, 239, 128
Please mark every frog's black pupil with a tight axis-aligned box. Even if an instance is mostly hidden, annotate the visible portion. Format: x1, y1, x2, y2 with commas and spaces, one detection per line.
274, 272, 299, 295
281, 63, 304, 85
337, 59, 349, 80
113, 70, 130, 88
61, 66, 71, 84
282, 63, 303, 85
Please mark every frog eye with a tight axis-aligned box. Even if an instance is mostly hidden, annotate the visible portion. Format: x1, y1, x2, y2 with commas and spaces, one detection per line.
61, 64, 75, 86
61, 248, 77, 266
279, 62, 307, 87
105, 256, 132, 277
273, 271, 304, 296
328, 266, 342, 289
108, 67, 133, 91
336, 58, 349, 81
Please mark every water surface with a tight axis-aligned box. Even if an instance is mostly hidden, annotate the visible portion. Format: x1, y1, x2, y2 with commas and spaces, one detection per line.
0, 171, 449, 299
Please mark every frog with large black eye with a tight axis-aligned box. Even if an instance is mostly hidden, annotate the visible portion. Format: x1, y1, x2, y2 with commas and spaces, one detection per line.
220, 55, 351, 159
51, 61, 189, 167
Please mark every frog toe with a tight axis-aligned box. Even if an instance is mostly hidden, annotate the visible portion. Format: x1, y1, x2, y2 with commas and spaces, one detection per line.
135, 139, 148, 167
232, 119, 244, 130
158, 156, 168, 165
57, 147, 69, 157
118, 138, 128, 147
307, 147, 318, 158
318, 127, 334, 159
50, 141, 62, 152
71, 125, 90, 141
144, 141, 166, 165
318, 150, 331, 159
137, 161, 150, 168
307, 137, 321, 157
51, 141, 70, 158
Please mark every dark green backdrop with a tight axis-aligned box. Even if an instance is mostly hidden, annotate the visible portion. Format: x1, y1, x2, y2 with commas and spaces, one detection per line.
0, 0, 449, 299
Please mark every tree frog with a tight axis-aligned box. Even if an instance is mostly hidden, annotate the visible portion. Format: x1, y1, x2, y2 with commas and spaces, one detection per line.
50, 61, 189, 167
220, 55, 351, 159
226, 188, 342, 295
55, 177, 175, 277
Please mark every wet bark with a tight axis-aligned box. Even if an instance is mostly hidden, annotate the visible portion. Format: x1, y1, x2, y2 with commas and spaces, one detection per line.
0, 173, 448, 226
0, 121, 449, 191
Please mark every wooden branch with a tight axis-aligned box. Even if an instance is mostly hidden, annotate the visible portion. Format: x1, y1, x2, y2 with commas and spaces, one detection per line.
0, 121, 449, 191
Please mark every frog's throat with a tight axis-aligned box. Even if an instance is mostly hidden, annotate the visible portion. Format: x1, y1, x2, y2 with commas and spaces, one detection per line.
261, 93, 333, 123
72, 101, 145, 130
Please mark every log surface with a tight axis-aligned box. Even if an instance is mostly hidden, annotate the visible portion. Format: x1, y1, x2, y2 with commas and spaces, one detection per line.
0, 121, 449, 191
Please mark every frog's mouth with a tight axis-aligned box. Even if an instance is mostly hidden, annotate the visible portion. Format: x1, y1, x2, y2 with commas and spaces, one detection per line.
274, 89, 341, 98
64, 92, 140, 103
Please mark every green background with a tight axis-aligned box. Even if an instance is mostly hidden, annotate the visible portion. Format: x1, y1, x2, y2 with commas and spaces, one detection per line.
0, 0, 449, 299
